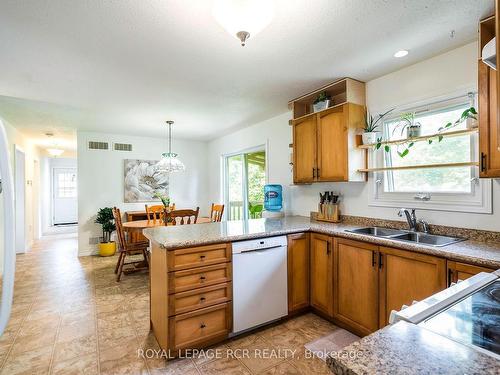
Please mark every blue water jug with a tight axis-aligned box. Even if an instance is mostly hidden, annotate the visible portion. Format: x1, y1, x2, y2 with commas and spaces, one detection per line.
264, 184, 282, 211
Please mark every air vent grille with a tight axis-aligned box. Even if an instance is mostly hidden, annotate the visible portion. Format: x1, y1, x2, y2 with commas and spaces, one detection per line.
114, 143, 133, 152
88, 141, 109, 150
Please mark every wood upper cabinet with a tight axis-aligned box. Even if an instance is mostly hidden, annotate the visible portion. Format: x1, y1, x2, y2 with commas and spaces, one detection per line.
293, 116, 317, 183
310, 233, 334, 317
378, 247, 446, 327
292, 103, 366, 183
334, 238, 379, 336
287, 233, 310, 313
447, 261, 495, 286
479, 14, 500, 177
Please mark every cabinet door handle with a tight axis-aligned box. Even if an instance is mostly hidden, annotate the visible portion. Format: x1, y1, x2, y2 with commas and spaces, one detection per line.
378, 253, 383, 269
448, 268, 453, 287
200, 322, 206, 329
372, 251, 376, 268
481, 153, 487, 172
317, 168, 320, 178
312, 168, 316, 178
326, 242, 331, 255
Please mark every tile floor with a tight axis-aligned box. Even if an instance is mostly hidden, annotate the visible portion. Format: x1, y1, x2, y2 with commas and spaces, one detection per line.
0, 233, 338, 374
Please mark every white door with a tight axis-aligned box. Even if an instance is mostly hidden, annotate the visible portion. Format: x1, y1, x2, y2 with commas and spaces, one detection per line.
52, 168, 77, 225
14, 147, 25, 254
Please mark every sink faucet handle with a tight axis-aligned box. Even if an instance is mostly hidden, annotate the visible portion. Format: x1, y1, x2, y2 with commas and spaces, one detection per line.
397, 208, 407, 217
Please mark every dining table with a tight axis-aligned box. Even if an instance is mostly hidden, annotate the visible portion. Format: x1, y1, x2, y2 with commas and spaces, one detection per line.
122, 217, 212, 233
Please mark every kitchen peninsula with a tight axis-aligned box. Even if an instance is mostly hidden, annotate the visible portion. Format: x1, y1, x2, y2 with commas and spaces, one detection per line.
144, 216, 500, 360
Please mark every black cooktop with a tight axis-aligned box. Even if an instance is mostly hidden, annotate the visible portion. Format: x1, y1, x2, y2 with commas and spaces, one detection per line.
421, 280, 500, 357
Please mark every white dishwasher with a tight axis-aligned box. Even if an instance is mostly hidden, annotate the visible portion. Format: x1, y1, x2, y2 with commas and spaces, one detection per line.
232, 236, 288, 335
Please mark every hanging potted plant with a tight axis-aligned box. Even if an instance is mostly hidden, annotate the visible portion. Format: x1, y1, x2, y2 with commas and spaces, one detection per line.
396, 112, 422, 138
95, 207, 116, 256
313, 92, 332, 112
362, 108, 394, 145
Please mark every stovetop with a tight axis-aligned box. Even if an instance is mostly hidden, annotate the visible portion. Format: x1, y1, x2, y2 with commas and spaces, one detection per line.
420, 279, 500, 357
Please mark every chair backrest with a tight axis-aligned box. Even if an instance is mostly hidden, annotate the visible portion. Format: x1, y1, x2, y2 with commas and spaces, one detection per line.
166, 207, 200, 226
210, 203, 224, 222
112, 207, 126, 250
145, 204, 165, 224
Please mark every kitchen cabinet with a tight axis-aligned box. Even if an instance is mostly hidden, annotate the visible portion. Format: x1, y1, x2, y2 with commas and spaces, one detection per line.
378, 247, 446, 327
479, 14, 500, 177
334, 238, 379, 336
292, 103, 366, 183
447, 261, 495, 286
310, 233, 334, 317
287, 233, 310, 313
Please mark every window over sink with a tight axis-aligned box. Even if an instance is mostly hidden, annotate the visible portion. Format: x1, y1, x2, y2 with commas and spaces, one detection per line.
370, 94, 492, 214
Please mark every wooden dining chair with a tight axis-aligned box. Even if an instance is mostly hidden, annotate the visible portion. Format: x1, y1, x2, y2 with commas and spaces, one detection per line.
210, 203, 224, 222
145, 204, 165, 225
166, 207, 200, 225
112, 207, 150, 282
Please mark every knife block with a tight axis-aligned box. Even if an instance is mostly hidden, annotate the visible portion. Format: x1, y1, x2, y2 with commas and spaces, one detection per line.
316, 203, 341, 223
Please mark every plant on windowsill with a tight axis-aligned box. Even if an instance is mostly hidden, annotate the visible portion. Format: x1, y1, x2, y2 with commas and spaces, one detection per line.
375, 107, 477, 158
362, 108, 395, 145
95, 207, 116, 257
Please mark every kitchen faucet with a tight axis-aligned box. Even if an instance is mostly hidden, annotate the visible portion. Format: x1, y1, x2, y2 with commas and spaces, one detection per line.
398, 208, 430, 233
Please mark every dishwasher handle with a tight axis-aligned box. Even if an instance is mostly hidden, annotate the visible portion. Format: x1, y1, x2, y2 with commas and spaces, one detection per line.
238, 245, 285, 254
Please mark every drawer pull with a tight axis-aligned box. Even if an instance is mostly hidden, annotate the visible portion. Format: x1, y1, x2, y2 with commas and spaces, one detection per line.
200, 255, 206, 260
200, 275, 206, 280
200, 322, 206, 329
200, 296, 206, 302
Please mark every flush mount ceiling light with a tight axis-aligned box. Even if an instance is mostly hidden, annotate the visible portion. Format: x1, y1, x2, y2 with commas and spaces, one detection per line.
156, 121, 185, 173
212, 0, 274, 46
46, 148, 64, 157
394, 50, 409, 58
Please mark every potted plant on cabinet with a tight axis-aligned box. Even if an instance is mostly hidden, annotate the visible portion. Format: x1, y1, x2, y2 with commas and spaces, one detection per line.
362, 108, 394, 145
95, 207, 116, 256
313, 91, 332, 112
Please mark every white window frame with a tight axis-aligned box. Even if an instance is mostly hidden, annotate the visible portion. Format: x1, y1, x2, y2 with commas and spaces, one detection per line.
369, 93, 492, 214
221, 143, 269, 221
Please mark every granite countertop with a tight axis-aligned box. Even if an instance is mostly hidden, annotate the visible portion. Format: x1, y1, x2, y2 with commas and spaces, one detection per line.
326, 321, 499, 375
143, 216, 500, 269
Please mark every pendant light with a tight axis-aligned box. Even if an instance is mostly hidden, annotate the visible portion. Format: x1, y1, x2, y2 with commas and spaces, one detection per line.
212, 0, 274, 46
156, 121, 185, 173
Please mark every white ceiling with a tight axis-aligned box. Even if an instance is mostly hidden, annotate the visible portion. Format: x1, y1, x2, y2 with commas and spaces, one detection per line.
0, 0, 493, 142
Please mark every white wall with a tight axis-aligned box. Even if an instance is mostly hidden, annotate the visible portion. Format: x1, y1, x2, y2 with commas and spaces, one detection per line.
0, 117, 41, 274
207, 112, 293, 213
77, 131, 209, 255
208, 42, 500, 232
40, 157, 77, 234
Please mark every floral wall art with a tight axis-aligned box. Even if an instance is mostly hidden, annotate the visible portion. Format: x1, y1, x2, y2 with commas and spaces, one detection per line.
124, 159, 169, 203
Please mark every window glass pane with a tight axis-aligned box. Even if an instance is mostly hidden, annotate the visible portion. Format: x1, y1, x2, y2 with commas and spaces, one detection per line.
57, 172, 77, 198
383, 104, 472, 193
245, 151, 265, 219
227, 155, 243, 220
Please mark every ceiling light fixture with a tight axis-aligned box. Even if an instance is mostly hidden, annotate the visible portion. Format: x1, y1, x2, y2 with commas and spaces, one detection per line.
212, 0, 274, 46
394, 50, 409, 58
156, 121, 185, 173
47, 148, 64, 157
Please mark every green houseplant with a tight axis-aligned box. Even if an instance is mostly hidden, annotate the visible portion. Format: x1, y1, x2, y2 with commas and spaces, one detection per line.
362, 108, 394, 145
313, 91, 332, 112
95, 207, 117, 256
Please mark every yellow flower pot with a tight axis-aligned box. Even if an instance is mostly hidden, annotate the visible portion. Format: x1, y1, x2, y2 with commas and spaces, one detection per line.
99, 241, 116, 257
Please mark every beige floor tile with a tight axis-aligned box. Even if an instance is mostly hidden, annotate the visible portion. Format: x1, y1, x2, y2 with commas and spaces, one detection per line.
51, 352, 99, 375
53, 333, 97, 363
98, 325, 138, 351
237, 337, 285, 374
148, 357, 198, 374
9, 330, 57, 355
58, 319, 96, 341
227, 333, 263, 350
1, 345, 52, 375
197, 357, 251, 375
99, 345, 149, 375
260, 361, 301, 375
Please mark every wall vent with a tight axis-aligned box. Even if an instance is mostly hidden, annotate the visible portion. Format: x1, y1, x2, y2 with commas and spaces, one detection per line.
113, 143, 133, 152
88, 141, 109, 150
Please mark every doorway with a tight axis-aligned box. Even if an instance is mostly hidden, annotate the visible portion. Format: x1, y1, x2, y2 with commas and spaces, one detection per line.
52, 167, 77, 225
14, 146, 25, 254
224, 147, 267, 221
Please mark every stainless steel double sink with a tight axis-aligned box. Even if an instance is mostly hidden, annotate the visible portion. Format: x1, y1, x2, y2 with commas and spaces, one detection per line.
345, 227, 465, 247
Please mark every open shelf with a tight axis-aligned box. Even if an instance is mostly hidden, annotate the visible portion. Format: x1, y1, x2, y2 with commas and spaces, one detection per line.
357, 128, 478, 149
358, 161, 479, 173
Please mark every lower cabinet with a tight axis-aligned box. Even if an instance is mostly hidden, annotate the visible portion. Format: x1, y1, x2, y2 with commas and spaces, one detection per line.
310, 233, 334, 317
334, 238, 379, 336
378, 247, 447, 326
447, 261, 495, 285
287, 233, 310, 313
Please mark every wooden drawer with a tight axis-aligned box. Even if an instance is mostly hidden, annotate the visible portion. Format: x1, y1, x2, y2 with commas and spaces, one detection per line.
168, 243, 232, 271
169, 263, 232, 294
169, 283, 232, 316
170, 303, 231, 350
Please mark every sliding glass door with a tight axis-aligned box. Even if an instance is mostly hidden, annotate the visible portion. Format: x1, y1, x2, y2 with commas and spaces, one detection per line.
225, 149, 266, 221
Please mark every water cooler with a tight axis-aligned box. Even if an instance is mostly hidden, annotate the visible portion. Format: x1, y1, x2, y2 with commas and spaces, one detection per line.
262, 184, 285, 218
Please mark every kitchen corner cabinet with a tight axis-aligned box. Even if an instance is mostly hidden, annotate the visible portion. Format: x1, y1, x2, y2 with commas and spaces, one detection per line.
378, 247, 446, 327
287, 233, 310, 313
447, 261, 495, 286
479, 14, 500, 177
334, 238, 379, 336
310, 233, 334, 317
292, 103, 366, 183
